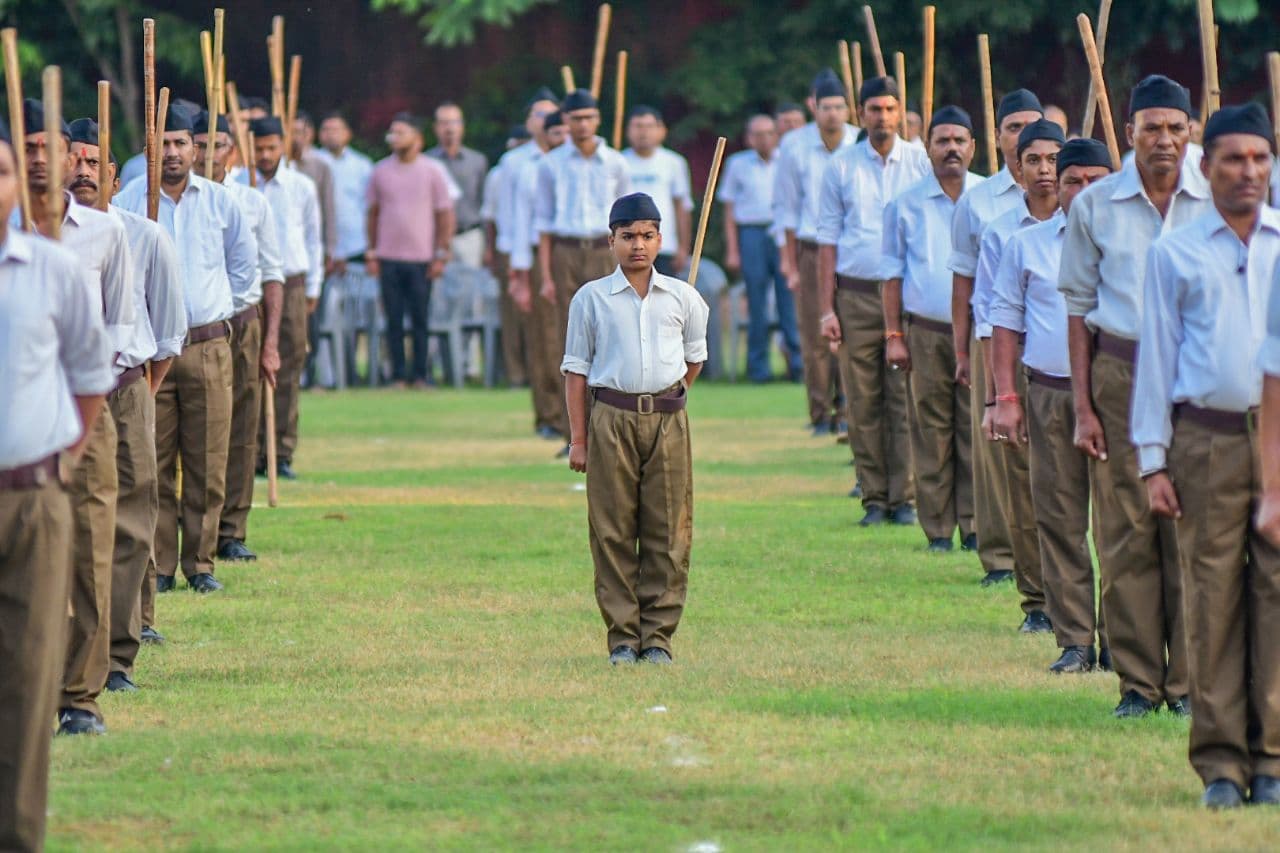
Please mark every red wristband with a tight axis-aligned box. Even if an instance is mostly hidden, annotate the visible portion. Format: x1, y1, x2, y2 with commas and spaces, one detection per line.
995, 393, 1020, 403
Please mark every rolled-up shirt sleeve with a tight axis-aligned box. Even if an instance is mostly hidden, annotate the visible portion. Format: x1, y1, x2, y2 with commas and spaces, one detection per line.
947, 193, 978, 277
1261, 261, 1280, 377
815, 158, 844, 247
1058, 195, 1103, 318
147, 226, 188, 360
988, 235, 1027, 334
533, 158, 556, 237
773, 147, 801, 234
880, 197, 906, 282
560, 289, 595, 376
1131, 243, 1182, 475
682, 287, 710, 364
972, 227, 1001, 339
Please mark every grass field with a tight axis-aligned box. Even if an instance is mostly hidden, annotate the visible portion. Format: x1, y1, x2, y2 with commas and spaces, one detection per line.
46, 382, 1277, 851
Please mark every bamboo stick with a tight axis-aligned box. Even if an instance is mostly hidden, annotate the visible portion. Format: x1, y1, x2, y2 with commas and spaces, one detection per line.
97, 80, 110, 210
687, 136, 726, 290
285, 55, 301, 161
144, 19, 157, 220
862, 5, 886, 77
561, 65, 576, 95
270, 16, 285, 118
611, 50, 627, 150
1197, 0, 1220, 118
1269, 52, 1280, 157
852, 41, 864, 98
977, 34, 997, 176
1080, 0, 1112, 138
838, 40, 856, 116
150, 87, 169, 221
895, 51, 907, 140
225, 80, 253, 183
42, 66, 62, 240
2, 29, 31, 230
589, 3, 611, 101
266, 388, 278, 507
1077, 14, 1121, 170
922, 6, 935, 134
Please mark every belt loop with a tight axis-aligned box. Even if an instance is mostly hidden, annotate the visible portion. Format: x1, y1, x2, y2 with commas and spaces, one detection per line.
637, 394, 655, 415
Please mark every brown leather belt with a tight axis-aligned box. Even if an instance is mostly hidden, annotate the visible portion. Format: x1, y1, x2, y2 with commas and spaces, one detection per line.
0, 455, 59, 491
1095, 331, 1137, 364
906, 314, 951, 336
552, 235, 610, 250
1026, 368, 1072, 392
185, 319, 231, 346
836, 275, 879, 295
229, 304, 260, 334
592, 385, 687, 414
110, 365, 146, 399
1174, 402, 1257, 435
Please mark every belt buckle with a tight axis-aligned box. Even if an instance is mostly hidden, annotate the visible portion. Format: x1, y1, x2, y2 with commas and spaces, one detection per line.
637, 394, 655, 415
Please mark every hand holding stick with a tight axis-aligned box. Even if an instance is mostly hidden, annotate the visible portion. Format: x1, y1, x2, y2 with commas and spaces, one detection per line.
687, 136, 726, 291
2, 29, 31, 230
1077, 14, 1120, 170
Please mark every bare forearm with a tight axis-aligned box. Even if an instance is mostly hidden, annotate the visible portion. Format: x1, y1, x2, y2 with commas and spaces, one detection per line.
148, 357, 173, 393
951, 274, 973, 357
365, 204, 379, 255
684, 361, 703, 388
882, 279, 904, 334
566, 373, 589, 445
539, 234, 554, 282
784, 230, 798, 276
261, 281, 284, 348
817, 245, 837, 316
69, 394, 106, 456
1067, 317, 1095, 414
722, 207, 738, 257
435, 209, 456, 253
991, 327, 1019, 398
677, 206, 692, 256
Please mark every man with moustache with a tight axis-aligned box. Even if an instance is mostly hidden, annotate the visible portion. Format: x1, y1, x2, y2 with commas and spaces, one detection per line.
21, 100, 134, 735
115, 107, 257, 596
194, 112, 284, 564
880, 106, 982, 550
990, 138, 1115, 672
816, 76, 929, 527
1133, 104, 1280, 806
1059, 75, 1211, 718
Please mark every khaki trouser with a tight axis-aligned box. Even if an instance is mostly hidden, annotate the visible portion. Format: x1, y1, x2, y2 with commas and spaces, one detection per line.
63, 407, 118, 718
796, 240, 839, 426
156, 334, 234, 579
0, 480, 72, 853
140, 557, 155, 629
905, 318, 971, 538
221, 310, 262, 544
1169, 415, 1280, 789
1090, 351, 1187, 703
1004, 364, 1044, 615
836, 283, 913, 510
525, 262, 567, 435
968, 338, 1015, 573
263, 276, 307, 467
1026, 378, 1101, 649
587, 395, 693, 654
550, 240, 616, 435
109, 375, 158, 678
493, 251, 531, 389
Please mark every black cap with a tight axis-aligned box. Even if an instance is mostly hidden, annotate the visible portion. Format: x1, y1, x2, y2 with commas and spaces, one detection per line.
526, 86, 559, 110
249, 116, 284, 138
543, 110, 564, 131
859, 76, 899, 104
775, 100, 803, 115
608, 192, 662, 228
1015, 118, 1066, 157
1056, 138, 1113, 173
509, 123, 531, 141
238, 94, 270, 113
23, 98, 70, 138
67, 117, 99, 146
928, 105, 972, 133
163, 107, 195, 133
812, 68, 845, 101
997, 89, 1044, 124
627, 104, 664, 123
193, 111, 231, 136
1128, 74, 1192, 118
1203, 102, 1275, 148
561, 89, 598, 112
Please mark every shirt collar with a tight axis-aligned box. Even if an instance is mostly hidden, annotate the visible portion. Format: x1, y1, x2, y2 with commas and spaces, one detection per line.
1110, 156, 1209, 202
991, 166, 1018, 195
61, 192, 86, 227
862, 137, 904, 166
608, 265, 669, 295
571, 138, 608, 162
1203, 204, 1280, 241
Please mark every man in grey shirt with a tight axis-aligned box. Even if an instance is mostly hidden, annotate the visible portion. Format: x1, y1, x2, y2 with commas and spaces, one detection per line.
428, 101, 489, 268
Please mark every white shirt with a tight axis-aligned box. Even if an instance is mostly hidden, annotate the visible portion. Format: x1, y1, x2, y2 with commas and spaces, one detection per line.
257, 166, 323, 298
1132, 206, 1280, 475
773, 123, 857, 241
223, 178, 284, 310
973, 198, 1044, 339
493, 141, 540, 253
115, 173, 257, 327
480, 162, 503, 224
948, 166, 1022, 278
111, 206, 187, 372
717, 148, 777, 225
989, 211, 1071, 376
882, 170, 983, 323
622, 147, 692, 257
561, 266, 710, 394
509, 146, 552, 271
534, 137, 630, 239
817, 138, 930, 280
1058, 157, 1211, 341
312, 145, 374, 259
58, 197, 135, 356
0, 230, 115, 468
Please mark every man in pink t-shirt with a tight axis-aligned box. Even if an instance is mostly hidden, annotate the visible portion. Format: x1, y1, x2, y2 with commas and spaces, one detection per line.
365, 112, 456, 387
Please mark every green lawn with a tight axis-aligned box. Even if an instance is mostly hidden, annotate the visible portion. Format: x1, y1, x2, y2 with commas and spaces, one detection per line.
48, 382, 1275, 850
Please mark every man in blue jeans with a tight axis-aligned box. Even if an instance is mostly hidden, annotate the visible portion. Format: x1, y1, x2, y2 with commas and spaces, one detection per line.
719, 114, 801, 382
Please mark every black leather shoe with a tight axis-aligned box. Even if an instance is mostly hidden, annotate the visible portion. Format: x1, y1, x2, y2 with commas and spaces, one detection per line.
276, 461, 298, 481
639, 647, 673, 664
1202, 779, 1245, 810
188, 573, 224, 593
141, 625, 165, 645
848, 483, 863, 499
890, 504, 917, 526
106, 671, 138, 692
536, 425, 563, 441
217, 539, 257, 561
1049, 646, 1095, 674
1249, 775, 1280, 805
1114, 690, 1159, 719
1019, 610, 1053, 634
980, 569, 1013, 586
57, 708, 106, 735
1097, 647, 1113, 672
1167, 696, 1191, 717
609, 646, 638, 666
927, 538, 953, 553
156, 575, 176, 593
859, 506, 888, 527
961, 533, 978, 551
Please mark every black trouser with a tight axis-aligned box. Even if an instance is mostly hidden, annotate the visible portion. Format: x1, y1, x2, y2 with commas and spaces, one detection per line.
379, 260, 432, 383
